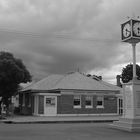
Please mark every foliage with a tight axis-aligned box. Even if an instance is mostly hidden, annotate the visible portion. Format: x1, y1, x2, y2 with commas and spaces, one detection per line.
0, 51, 32, 106
121, 63, 140, 83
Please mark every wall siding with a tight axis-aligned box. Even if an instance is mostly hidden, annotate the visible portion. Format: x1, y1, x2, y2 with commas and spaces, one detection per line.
57, 94, 117, 114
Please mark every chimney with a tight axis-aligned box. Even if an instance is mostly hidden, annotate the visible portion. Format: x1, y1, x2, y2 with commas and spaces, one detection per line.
98, 76, 102, 80
116, 75, 122, 87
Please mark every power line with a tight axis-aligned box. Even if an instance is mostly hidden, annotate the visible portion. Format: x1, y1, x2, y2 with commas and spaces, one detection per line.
0, 27, 121, 43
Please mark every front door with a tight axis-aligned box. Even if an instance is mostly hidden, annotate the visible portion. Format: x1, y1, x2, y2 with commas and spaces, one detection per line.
44, 96, 57, 116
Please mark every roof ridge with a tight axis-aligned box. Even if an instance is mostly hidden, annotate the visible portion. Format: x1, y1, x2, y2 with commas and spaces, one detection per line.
50, 74, 65, 88
52, 72, 79, 88
53, 72, 84, 89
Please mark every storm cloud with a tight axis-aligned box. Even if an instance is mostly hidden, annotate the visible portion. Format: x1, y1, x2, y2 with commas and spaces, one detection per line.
0, 0, 140, 83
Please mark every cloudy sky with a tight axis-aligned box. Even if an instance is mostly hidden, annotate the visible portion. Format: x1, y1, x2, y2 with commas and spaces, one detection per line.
0, 0, 140, 84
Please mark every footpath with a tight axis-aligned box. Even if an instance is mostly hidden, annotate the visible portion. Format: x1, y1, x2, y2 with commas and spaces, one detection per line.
0, 115, 120, 124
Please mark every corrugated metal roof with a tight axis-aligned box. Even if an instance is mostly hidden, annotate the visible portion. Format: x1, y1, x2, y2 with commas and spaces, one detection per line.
22, 72, 121, 91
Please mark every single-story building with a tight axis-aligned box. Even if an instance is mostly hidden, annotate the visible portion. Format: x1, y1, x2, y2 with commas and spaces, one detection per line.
19, 72, 122, 116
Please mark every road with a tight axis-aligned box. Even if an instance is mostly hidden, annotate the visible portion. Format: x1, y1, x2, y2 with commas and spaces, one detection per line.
0, 123, 140, 140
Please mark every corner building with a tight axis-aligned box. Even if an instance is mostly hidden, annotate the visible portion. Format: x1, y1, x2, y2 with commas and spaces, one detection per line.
19, 72, 122, 116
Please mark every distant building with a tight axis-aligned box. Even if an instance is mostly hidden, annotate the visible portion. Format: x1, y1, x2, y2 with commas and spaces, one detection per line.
19, 72, 122, 116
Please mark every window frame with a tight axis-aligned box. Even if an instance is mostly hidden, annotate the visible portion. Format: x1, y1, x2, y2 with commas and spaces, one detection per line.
85, 95, 93, 108
96, 96, 104, 108
73, 95, 81, 109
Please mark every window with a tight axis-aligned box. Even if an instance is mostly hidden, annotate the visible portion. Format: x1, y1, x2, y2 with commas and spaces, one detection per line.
73, 95, 81, 108
46, 97, 55, 106
96, 96, 104, 108
85, 96, 93, 108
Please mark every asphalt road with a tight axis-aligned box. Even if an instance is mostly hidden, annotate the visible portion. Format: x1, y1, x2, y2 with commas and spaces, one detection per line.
0, 123, 140, 140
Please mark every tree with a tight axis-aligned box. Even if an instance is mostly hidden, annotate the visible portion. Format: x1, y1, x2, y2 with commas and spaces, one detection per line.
121, 63, 140, 83
0, 51, 32, 114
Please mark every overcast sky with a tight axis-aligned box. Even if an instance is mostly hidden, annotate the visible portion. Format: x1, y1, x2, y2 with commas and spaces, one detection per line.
0, 0, 140, 84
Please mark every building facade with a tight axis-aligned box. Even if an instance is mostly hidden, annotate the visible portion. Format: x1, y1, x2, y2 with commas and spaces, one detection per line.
19, 72, 122, 116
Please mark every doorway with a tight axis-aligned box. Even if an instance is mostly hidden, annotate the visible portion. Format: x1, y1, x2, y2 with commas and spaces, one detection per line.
44, 96, 57, 116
